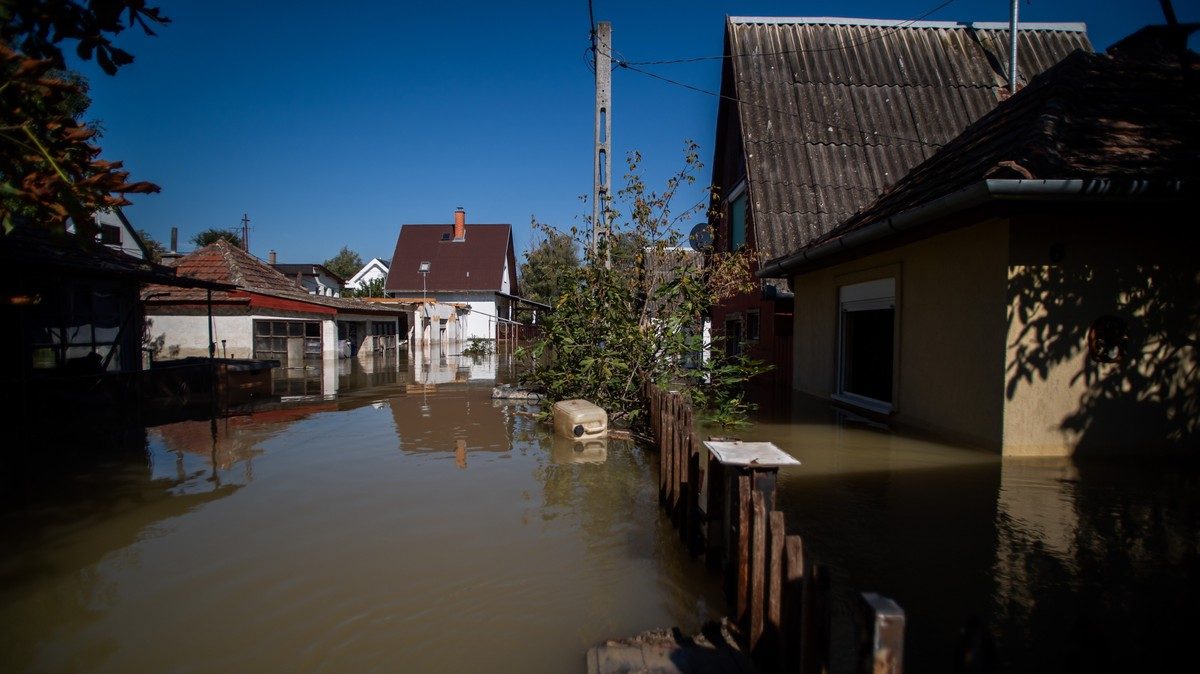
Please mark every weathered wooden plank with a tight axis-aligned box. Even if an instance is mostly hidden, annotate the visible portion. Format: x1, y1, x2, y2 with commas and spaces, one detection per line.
687, 430, 704, 556
801, 563, 832, 674
706, 459, 726, 572
783, 535, 806, 674
749, 490, 767, 659
765, 510, 785, 673
856, 593, 905, 674
735, 473, 751, 636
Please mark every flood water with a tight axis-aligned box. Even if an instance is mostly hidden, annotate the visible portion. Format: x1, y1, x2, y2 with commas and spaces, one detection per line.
0, 350, 721, 674
733, 391, 1200, 673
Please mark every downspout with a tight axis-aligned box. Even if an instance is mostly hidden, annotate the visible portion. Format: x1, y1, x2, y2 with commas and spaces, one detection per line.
1008, 0, 1020, 94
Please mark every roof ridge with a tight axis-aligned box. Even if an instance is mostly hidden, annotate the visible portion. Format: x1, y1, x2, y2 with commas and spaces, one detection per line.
728, 16, 1087, 32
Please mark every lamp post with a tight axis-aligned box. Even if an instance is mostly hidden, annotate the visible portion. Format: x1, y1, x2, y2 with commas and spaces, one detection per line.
418, 261, 430, 301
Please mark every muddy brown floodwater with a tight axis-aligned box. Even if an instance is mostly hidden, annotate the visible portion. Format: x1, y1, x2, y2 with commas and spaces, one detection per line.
0, 351, 722, 674
731, 391, 1200, 673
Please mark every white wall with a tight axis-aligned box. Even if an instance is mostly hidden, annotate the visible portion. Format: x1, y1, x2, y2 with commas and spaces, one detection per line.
146, 314, 254, 359
392, 291, 496, 340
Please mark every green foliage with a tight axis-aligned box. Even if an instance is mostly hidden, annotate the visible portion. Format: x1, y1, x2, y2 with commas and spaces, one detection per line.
519, 141, 768, 428
137, 228, 165, 263
462, 338, 494, 357
324, 246, 363, 281
191, 228, 242, 248
349, 277, 386, 298
519, 225, 579, 304
1, 2, 166, 235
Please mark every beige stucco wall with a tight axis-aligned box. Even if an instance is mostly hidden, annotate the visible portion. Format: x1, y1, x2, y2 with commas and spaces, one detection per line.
145, 314, 255, 359
1003, 217, 1199, 456
791, 218, 1010, 450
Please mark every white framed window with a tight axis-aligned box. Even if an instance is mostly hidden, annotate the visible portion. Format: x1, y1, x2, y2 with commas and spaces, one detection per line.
746, 309, 760, 342
835, 278, 896, 413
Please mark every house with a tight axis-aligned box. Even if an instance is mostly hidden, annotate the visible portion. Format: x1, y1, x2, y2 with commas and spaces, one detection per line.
707, 16, 1091, 386
268, 251, 344, 297
757, 27, 1200, 457
144, 240, 412, 365
64, 206, 150, 259
385, 208, 519, 341
0, 225, 226, 419
347, 258, 390, 294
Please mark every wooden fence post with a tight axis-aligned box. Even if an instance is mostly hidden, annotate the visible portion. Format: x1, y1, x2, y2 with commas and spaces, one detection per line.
734, 472, 751, 634
801, 563, 832, 674
782, 535, 806, 674
687, 430, 704, 556
749, 490, 767, 660
705, 457, 725, 571
764, 510, 785, 673
855, 593, 905, 674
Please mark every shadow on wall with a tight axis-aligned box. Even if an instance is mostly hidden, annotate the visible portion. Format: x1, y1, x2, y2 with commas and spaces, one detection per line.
1006, 255, 1199, 456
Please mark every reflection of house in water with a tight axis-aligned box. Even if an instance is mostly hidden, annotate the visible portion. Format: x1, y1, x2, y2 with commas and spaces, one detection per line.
388, 384, 513, 458
153, 402, 337, 472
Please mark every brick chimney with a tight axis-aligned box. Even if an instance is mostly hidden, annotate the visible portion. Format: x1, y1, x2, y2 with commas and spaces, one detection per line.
453, 207, 466, 241
269, 249, 277, 265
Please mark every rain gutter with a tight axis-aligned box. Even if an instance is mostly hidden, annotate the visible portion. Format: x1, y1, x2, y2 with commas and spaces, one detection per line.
756, 178, 1192, 278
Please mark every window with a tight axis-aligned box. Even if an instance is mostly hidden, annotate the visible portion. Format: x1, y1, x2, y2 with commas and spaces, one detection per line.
372, 321, 397, 336
28, 283, 127, 372
724, 317, 743, 358
729, 192, 747, 251
836, 278, 896, 413
746, 310, 760, 341
99, 224, 121, 245
254, 320, 321, 364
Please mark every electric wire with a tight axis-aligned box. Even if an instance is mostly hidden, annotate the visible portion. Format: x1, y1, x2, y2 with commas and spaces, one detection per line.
622, 0, 958, 66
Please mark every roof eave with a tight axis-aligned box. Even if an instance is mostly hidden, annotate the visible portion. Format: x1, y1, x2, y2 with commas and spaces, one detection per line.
757, 177, 1196, 278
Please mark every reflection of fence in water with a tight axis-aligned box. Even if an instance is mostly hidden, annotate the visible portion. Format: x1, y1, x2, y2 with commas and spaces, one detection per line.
644, 380, 907, 674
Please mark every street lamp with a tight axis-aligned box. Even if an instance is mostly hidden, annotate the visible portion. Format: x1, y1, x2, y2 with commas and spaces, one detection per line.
418, 261, 431, 301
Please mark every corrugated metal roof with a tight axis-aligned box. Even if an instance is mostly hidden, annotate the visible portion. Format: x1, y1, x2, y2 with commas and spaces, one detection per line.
724, 16, 1091, 260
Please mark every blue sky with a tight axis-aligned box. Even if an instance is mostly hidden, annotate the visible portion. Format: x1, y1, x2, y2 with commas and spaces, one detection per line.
74, 0, 1195, 265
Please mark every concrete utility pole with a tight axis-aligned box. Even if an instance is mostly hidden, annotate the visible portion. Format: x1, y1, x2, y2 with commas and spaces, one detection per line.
592, 21, 612, 267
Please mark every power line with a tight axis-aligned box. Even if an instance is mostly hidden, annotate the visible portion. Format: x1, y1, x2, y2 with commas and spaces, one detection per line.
622, 0, 958, 66
615, 60, 942, 148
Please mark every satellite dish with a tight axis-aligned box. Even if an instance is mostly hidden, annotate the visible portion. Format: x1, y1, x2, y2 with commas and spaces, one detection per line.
688, 223, 714, 251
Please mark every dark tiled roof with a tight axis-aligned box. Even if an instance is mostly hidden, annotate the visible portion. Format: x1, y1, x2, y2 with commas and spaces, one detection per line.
385, 224, 516, 292
145, 241, 403, 315
724, 17, 1091, 259
813, 46, 1200, 247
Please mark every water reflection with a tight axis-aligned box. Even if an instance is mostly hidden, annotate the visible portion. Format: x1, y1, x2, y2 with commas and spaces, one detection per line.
0, 349, 720, 674
734, 391, 1200, 673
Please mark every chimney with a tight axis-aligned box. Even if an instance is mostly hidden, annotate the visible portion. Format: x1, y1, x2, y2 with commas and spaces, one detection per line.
453, 207, 466, 241
170, 227, 178, 252
269, 249, 277, 265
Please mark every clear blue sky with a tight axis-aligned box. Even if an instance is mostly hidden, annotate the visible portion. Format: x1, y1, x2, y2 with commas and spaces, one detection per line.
73, 0, 1195, 265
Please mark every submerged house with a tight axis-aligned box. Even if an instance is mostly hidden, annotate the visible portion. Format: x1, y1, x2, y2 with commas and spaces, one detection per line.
758, 28, 1200, 456
0, 226, 226, 416
144, 240, 409, 364
385, 208, 519, 341
707, 16, 1091, 385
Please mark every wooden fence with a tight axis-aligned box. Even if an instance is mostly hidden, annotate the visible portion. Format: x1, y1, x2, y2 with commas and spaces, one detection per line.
644, 381, 906, 674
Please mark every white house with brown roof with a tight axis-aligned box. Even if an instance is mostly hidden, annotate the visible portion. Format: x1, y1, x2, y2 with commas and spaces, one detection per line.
384, 208, 518, 341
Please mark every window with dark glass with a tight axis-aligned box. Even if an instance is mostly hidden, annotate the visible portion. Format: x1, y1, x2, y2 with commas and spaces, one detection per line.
729, 193, 747, 251
746, 310, 760, 341
837, 278, 896, 411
